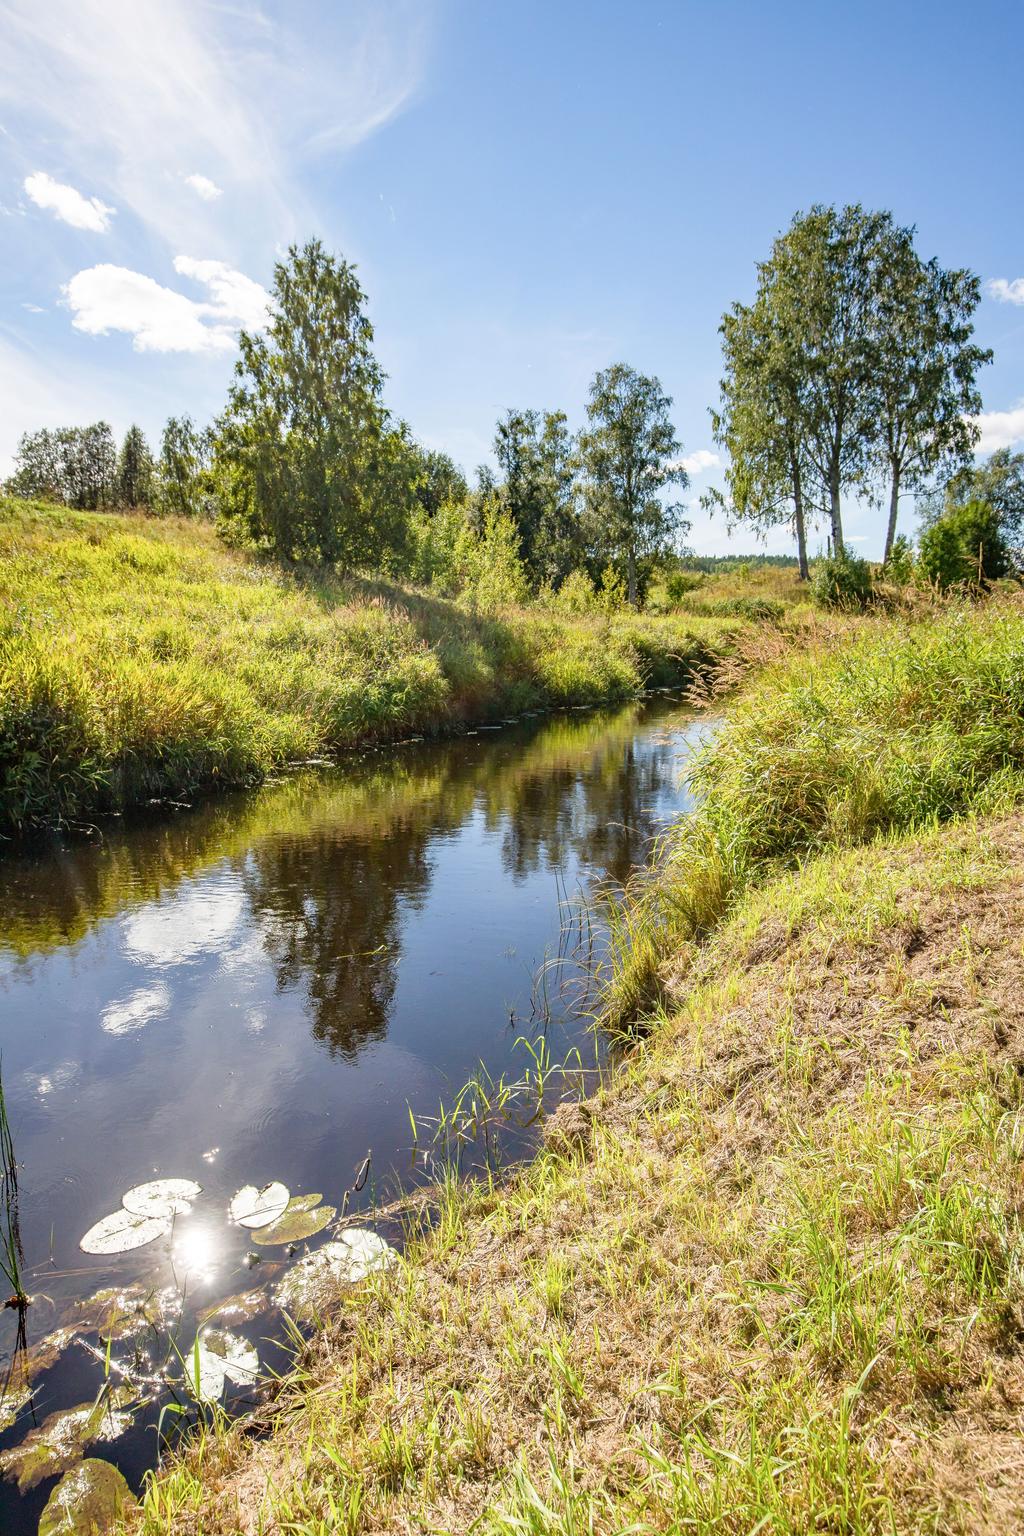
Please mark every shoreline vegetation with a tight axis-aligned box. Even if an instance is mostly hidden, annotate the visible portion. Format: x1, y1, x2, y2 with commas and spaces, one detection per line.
125, 591, 1024, 1535
0, 498, 753, 843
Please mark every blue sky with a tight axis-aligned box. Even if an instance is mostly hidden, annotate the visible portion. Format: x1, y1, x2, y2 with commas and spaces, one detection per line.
1, 0, 1022, 557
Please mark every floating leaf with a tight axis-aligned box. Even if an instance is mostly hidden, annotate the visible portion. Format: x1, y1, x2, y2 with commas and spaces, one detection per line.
204, 1329, 259, 1386
197, 1287, 273, 1327
39, 1458, 137, 1536
69, 1284, 182, 1342
254, 1200, 336, 1246
0, 1389, 133, 1491
276, 1230, 397, 1316
229, 1182, 289, 1229
121, 1178, 201, 1218
181, 1329, 258, 1402
80, 1209, 171, 1255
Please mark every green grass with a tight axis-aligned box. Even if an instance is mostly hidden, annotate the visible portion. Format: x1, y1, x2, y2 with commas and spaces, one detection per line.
604, 594, 1024, 1020
0, 499, 744, 839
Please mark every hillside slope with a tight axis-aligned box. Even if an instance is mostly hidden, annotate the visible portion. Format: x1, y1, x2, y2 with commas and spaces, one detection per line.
0, 500, 741, 839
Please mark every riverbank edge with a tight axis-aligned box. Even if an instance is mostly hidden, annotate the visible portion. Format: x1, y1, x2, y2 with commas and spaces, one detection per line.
1, 499, 761, 843
129, 805, 1024, 1535
126, 597, 1024, 1533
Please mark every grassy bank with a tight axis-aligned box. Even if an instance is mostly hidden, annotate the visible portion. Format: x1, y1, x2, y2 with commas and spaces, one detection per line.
128, 598, 1024, 1534
0, 500, 746, 840
133, 813, 1024, 1535
606, 595, 1024, 1021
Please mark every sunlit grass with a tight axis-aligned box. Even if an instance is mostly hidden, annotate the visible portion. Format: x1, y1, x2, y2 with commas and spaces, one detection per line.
0, 499, 741, 837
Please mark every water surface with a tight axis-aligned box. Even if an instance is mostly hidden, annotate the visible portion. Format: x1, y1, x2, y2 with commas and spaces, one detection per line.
0, 694, 711, 1532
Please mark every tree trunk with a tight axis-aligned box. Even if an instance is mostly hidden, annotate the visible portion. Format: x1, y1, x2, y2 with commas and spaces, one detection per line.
791, 453, 809, 580
626, 547, 638, 608
795, 500, 809, 581
883, 468, 900, 565
829, 458, 844, 553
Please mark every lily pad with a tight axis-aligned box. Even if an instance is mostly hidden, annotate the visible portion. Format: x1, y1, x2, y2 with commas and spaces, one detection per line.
276, 1230, 397, 1316
229, 1182, 289, 1229
253, 1199, 336, 1246
121, 1178, 201, 1218
181, 1329, 259, 1402
197, 1287, 273, 1327
39, 1459, 137, 1536
69, 1284, 182, 1342
0, 1389, 133, 1492
80, 1209, 171, 1255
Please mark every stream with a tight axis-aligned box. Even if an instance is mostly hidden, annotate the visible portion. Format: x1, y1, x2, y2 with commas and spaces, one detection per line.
0, 692, 712, 1533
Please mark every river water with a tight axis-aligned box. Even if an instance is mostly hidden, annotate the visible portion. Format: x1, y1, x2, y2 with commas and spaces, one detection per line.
0, 693, 711, 1532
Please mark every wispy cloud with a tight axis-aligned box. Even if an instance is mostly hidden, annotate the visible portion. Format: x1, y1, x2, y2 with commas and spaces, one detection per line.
986, 278, 1024, 306
183, 172, 223, 202
971, 403, 1024, 453
23, 170, 114, 231
63, 258, 269, 354
0, 0, 430, 252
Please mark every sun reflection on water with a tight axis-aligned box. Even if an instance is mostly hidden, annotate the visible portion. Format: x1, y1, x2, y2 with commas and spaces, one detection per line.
171, 1220, 224, 1289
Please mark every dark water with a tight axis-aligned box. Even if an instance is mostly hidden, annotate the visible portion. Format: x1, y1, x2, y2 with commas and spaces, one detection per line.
0, 694, 711, 1532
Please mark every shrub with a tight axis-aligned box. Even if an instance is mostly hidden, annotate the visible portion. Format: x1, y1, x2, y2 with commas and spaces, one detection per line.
551, 568, 598, 615
664, 570, 704, 604
917, 499, 1009, 590
811, 549, 874, 609
884, 534, 915, 585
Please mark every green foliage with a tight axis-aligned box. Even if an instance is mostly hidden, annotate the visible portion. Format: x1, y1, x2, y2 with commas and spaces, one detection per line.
663, 570, 703, 603
547, 568, 597, 615
930, 448, 1024, 562
158, 415, 213, 518
917, 499, 1009, 589
215, 239, 412, 568
6, 423, 117, 509
884, 533, 915, 583
117, 424, 156, 509
597, 563, 628, 612
713, 203, 989, 567
811, 548, 874, 609
577, 363, 689, 606
493, 409, 581, 586
411, 448, 468, 518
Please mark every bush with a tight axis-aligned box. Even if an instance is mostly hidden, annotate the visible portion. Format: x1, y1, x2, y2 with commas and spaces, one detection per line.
664, 570, 704, 604
551, 568, 598, 614
884, 534, 915, 584
917, 499, 1009, 590
811, 549, 874, 609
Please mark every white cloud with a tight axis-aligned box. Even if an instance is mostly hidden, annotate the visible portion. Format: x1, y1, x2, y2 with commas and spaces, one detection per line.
986, 277, 1024, 306
671, 449, 720, 476
21, 301, 45, 313
23, 170, 113, 231
971, 403, 1024, 453
184, 172, 222, 202
63, 258, 270, 354
173, 256, 270, 330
